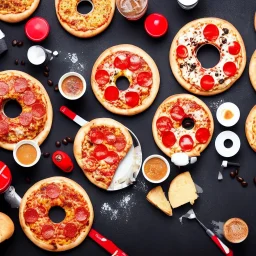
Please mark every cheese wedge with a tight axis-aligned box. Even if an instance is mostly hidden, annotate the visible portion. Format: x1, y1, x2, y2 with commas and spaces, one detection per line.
168, 172, 198, 208
147, 186, 172, 216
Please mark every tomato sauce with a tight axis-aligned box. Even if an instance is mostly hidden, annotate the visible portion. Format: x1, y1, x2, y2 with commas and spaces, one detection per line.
144, 157, 167, 181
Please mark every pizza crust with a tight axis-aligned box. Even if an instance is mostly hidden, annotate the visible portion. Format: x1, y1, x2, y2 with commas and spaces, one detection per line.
152, 94, 214, 157
0, 70, 53, 151
55, 0, 115, 38
91, 44, 160, 115
19, 176, 94, 252
0, 0, 40, 23
74, 118, 133, 189
0, 212, 15, 243
249, 50, 256, 91
170, 17, 246, 96
245, 105, 256, 152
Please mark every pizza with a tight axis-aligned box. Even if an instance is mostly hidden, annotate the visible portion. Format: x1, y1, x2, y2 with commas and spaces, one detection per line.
0, 0, 40, 23
55, 0, 115, 38
74, 118, 133, 189
91, 44, 160, 115
249, 50, 256, 91
0, 70, 53, 150
19, 177, 94, 251
170, 18, 246, 96
245, 105, 256, 152
152, 94, 214, 157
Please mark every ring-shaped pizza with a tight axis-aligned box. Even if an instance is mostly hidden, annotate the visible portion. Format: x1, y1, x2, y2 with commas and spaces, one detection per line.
19, 177, 94, 252
55, 0, 115, 38
170, 18, 246, 96
0, 70, 53, 150
91, 44, 160, 115
152, 94, 214, 157
245, 105, 256, 152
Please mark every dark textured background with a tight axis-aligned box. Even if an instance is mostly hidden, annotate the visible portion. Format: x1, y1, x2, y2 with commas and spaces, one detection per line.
0, 0, 255, 255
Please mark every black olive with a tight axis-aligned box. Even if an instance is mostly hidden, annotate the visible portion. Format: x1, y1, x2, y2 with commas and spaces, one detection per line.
66, 137, 74, 143
223, 28, 229, 34
236, 176, 244, 183
43, 152, 50, 158
230, 171, 236, 178
219, 79, 224, 84
241, 181, 248, 188
44, 66, 50, 72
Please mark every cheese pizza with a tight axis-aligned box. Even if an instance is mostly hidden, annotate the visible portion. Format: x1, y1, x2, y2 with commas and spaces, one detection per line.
74, 118, 132, 189
249, 50, 256, 91
0, 70, 53, 150
245, 105, 256, 152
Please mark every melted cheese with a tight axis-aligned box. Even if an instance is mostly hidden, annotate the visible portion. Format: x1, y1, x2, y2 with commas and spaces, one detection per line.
0, 0, 34, 14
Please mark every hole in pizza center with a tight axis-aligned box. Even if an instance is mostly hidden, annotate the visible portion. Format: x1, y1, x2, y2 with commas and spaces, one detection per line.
224, 139, 233, 148
77, 0, 93, 15
49, 206, 66, 223
116, 76, 130, 91
197, 44, 220, 68
182, 117, 195, 130
3, 100, 22, 118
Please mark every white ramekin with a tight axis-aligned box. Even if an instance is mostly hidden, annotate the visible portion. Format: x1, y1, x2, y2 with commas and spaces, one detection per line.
58, 72, 86, 100
216, 102, 240, 127
142, 154, 170, 183
13, 140, 41, 167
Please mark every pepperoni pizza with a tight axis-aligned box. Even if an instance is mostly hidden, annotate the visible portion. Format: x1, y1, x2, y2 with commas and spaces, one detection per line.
55, 0, 115, 38
19, 177, 93, 252
249, 50, 256, 91
91, 44, 160, 115
170, 18, 246, 96
74, 118, 132, 189
0, 0, 40, 23
0, 71, 52, 150
152, 94, 214, 157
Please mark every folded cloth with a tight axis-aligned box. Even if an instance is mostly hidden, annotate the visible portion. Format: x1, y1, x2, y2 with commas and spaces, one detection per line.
0, 30, 8, 55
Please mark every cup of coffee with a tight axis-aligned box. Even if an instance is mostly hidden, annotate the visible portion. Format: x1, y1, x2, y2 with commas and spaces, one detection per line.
223, 218, 249, 243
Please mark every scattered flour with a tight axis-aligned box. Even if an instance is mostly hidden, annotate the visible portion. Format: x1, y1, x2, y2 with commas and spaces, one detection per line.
208, 99, 225, 111
133, 178, 148, 193
101, 203, 119, 221
64, 52, 85, 72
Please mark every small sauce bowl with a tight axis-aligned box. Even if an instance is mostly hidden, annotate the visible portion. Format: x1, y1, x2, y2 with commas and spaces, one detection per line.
142, 154, 170, 183
216, 102, 240, 127
13, 140, 41, 167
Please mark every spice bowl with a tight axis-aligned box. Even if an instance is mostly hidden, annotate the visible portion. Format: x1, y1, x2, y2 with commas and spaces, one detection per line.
13, 140, 41, 167
58, 72, 86, 100
142, 154, 170, 183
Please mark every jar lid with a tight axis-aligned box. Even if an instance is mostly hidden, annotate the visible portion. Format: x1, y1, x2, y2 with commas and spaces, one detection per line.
0, 162, 12, 194
144, 13, 168, 37
25, 17, 50, 42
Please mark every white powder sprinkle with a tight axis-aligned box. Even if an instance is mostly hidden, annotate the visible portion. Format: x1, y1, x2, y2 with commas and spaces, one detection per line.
64, 52, 85, 72
133, 178, 148, 193
100, 203, 119, 221
68, 53, 78, 63
209, 99, 225, 111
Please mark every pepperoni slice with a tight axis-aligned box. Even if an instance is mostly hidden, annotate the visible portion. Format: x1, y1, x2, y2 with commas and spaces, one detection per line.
14, 78, 28, 93
162, 131, 176, 148
32, 103, 46, 118
19, 112, 33, 126
93, 144, 108, 160
104, 86, 119, 101
0, 81, 9, 96
75, 207, 89, 222
83, 157, 98, 172
95, 70, 110, 85
114, 54, 130, 70
105, 131, 116, 144
129, 55, 141, 71
137, 72, 152, 87
125, 91, 140, 107
170, 106, 185, 121
37, 205, 47, 217
196, 128, 211, 144
23, 91, 36, 106
114, 136, 126, 152
46, 184, 60, 199
176, 45, 188, 58
24, 208, 39, 223
200, 75, 215, 90
104, 151, 119, 165
223, 62, 237, 77
156, 116, 172, 132
228, 41, 241, 55
41, 224, 55, 240
203, 24, 219, 41
179, 135, 194, 152
0, 121, 9, 135
64, 223, 77, 238
90, 129, 104, 144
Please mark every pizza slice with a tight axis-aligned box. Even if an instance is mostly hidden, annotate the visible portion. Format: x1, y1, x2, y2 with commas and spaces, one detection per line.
74, 118, 132, 189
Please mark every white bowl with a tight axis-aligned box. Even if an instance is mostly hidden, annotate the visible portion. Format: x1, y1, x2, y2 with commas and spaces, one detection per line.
216, 102, 240, 127
58, 72, 86, 100
13, 140, 41, 167
142, 154, 170, 183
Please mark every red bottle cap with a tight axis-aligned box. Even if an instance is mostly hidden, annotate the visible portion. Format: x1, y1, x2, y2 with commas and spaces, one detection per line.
25, 17, 50, 42
0, 161, 12, 194
52, 151, 74, 173
144, 13, 168, 37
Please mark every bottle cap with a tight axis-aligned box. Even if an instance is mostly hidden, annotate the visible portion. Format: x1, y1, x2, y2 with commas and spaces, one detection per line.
144, 13, 168, 37
0, 162, 12, 194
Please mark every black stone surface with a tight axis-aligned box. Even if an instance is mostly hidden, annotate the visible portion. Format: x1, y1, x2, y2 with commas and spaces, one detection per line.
0, 1, 255, 255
